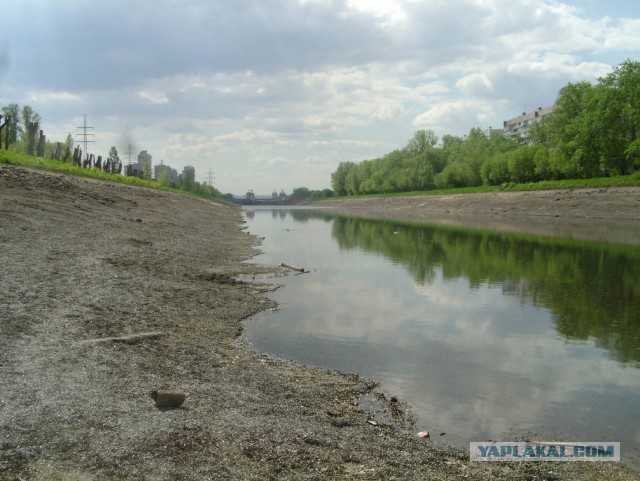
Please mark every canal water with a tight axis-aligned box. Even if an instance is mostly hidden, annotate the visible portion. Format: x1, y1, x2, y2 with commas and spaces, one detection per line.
242, 207, 640, 469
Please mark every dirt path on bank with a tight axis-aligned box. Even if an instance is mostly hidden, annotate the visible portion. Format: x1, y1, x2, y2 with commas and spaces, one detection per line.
317, 187, 640, 246
1, 164, 638, 480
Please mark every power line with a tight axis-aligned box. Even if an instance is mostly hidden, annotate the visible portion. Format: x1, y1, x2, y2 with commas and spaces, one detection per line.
123, 144, 135, 167
75, 114, 95, 153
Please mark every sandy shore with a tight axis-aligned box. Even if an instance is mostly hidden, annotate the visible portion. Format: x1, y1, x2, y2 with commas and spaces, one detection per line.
1, 164, 638, 480
317, 187, 640, 246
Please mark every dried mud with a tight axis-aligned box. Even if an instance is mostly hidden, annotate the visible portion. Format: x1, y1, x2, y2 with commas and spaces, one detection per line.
1, 164, 638, 480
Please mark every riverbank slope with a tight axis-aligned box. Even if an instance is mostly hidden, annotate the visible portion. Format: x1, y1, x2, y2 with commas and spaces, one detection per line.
317, 187, 640, 246
1, 164, 637, 480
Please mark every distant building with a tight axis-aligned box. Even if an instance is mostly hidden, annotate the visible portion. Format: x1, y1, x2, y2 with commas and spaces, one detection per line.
125, 149, 153, 178
154, 164, 179, 186
179, 165, 196, 190
483, 127, 504, 138
137, 150, 152, 175
503, 106, 555, 144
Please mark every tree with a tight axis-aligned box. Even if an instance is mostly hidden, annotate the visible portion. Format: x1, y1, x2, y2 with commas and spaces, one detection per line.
0, 104, 42, 154
179, 165, 196, 192
291, 187, 311, 200
481, 152, 510, 185
0, 103, 19, 145
405, 129, 438, 154
540, 81, 596, 178
507, 145, 537, 183
331, 161, 355, 196
142, 159, 152, 180
21, 105, 41, 142
309, 188, 333, 200
108, 146, 120, 163
597, 60, 640, 174
531, 62, 640, 178
62, 133, 74, 162
157, 159, 171, 187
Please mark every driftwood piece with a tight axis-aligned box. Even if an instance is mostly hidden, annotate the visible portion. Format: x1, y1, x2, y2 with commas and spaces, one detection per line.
79, 331, 164, 345
280, 262, 308, 273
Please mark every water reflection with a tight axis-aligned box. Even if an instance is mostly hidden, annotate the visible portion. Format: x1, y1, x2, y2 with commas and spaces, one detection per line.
330, 215, 640, 365
243, 208, 640, 469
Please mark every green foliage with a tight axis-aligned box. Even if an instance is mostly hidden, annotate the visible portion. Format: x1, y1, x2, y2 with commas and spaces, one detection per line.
310, 188, 334, 200
331, 130, 445, 194
506, 145, 537, 183
156, 160, 171, 187
1, 103, 20, 144
331, 161, 356, 196
481, 151, 510, 185
63, 133, 74, 162
331, 60, 640, 196
405, 129, 438, 153
0, 103, 43, 154
21, 105, 41, 137
291, 187, 310, 200
108, 146, 120, 163
178, 165, 196, 191
534, 60, 640, 177
287, 187, 334, 201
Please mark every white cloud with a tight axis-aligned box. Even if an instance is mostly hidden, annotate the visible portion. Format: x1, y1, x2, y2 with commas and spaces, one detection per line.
137, 90, 169, 104
413, 98, 495, 133
601, 17, 640, 51
27, 90, 82, 103
456, 73, 494, 97
345, 0, 409, 27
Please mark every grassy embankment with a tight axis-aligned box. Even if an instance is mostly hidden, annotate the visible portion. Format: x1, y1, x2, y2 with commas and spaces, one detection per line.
0, 150, 218, 199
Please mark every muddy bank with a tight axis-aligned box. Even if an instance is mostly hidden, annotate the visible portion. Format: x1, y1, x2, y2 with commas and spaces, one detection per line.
1, 164, 638, 480
316, 188, 640, 246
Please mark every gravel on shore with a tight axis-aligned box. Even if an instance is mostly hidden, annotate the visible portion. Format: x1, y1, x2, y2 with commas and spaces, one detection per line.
1, 164, 638, 480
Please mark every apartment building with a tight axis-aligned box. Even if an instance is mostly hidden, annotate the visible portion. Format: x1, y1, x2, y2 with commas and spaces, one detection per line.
137, 150, 152, 174
483, 126, 504, 138
154, 164, 179, 186
503, 106, 555, 144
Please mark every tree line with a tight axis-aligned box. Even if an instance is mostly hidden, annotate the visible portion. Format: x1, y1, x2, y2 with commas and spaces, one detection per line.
331, 60, 640, 196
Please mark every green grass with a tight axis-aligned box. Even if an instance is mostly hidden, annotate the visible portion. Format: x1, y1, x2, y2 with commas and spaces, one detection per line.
504, 172, 640, 191
328, 171, 640, 200
328, 185, 500, 200
0, 150, 215, 199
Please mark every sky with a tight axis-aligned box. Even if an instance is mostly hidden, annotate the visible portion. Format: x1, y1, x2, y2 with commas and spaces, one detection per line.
1, 1, 639, 195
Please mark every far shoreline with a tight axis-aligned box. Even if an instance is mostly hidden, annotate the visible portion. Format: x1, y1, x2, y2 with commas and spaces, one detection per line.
313, 187, 640, 246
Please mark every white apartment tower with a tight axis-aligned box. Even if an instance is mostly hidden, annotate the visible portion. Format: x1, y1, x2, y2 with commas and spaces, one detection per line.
137, 150, 152, 175
503, 106, 555, 144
